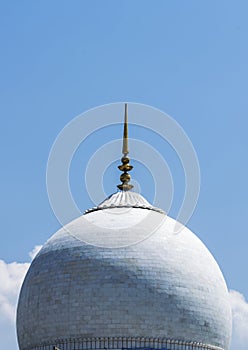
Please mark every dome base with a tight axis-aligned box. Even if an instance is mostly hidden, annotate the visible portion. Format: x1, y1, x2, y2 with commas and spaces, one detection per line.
21, 336, 225, 350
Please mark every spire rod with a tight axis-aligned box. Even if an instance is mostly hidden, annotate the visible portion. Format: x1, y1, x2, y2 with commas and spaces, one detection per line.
122, 103, 129, 155
117, 103, 133, 191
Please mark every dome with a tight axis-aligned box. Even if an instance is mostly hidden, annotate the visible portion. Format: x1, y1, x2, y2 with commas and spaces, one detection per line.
16, 191, 232, 350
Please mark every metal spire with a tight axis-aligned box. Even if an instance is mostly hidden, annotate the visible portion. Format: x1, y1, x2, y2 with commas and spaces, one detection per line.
117, 103, 133, 191
122, 103, 129, 155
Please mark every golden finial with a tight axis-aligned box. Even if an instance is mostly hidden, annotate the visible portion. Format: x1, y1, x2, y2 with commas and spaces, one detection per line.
117, 103, 133, 191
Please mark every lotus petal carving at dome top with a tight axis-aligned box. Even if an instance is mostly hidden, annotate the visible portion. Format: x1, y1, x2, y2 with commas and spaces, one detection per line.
84, 191, 165, 214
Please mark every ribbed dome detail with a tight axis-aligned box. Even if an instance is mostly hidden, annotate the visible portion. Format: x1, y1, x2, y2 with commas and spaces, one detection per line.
84, 191, 165, 214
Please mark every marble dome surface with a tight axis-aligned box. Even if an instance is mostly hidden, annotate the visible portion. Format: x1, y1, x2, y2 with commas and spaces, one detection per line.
16, 192, 232, 350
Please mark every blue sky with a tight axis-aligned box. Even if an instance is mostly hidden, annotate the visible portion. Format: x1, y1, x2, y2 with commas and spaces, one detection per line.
0, 1, 248, 349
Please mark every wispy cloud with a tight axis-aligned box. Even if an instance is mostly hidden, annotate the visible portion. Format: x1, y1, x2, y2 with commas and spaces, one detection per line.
0, 246, 247, 350
229, 290, 248, 350
28, 245, 42, 260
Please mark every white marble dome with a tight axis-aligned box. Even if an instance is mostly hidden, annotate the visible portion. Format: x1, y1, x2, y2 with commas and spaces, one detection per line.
16, 192, 232, 350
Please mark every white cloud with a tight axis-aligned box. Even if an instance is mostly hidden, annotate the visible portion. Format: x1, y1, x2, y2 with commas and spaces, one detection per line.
0, 244, 42, 350
0, 259, 30, 350
229, 290, 248, 350
0, 246, 248, 350
0, 260, 29, 322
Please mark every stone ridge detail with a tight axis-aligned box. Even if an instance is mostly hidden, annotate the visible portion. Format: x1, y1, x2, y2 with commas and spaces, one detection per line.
84, 204, 165, 215
22, 337, 224, 350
